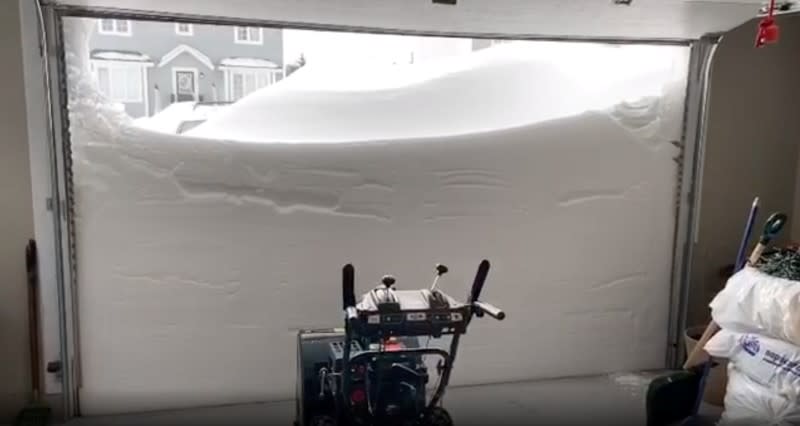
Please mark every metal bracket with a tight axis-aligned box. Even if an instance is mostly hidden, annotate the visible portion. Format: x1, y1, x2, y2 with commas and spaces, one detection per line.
759, 1, 798, 15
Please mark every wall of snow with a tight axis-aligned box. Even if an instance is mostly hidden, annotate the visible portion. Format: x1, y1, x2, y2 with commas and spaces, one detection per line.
189, 41, 687, 143
64, 18, 690, 415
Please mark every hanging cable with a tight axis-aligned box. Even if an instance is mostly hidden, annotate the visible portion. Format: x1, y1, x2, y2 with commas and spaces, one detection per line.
755, 0, 780, 47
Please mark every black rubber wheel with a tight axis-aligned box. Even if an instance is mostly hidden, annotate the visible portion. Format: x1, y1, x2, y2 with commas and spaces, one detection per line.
421, 407, 453, 426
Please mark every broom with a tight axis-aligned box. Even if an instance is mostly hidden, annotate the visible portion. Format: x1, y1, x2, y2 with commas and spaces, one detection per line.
15, 239, 51, 426
646, 197, 764, 426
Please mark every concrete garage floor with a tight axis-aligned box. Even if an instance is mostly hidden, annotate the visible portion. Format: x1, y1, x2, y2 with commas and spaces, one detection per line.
68, 372, 723, 426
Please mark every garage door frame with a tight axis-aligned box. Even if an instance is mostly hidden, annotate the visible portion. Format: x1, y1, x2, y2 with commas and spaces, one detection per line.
33, 1, 718, 419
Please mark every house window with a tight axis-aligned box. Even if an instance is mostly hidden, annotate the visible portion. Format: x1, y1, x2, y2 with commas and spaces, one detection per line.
98, 19, 132, 36
228, 69, 278, 101
234, 27, 263, 45
93, 62, 144, 103
175, 23, 193, 36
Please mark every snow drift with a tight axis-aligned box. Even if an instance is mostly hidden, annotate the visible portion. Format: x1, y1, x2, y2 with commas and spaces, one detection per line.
65, 18, 689, 415
189, 41, 686, 142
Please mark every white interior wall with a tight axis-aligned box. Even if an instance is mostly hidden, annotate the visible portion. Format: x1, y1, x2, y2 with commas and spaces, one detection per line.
688, 14, 800, 329
0, 0, 34, 422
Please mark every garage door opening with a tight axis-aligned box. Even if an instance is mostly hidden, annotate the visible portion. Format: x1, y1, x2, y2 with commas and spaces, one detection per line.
58, 14, 692, 416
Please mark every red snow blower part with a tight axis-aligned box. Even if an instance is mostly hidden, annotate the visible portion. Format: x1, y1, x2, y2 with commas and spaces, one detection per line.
755, 0, 780, 47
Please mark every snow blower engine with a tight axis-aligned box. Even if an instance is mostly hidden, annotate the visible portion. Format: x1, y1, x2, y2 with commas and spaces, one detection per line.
295, 260, 505, 426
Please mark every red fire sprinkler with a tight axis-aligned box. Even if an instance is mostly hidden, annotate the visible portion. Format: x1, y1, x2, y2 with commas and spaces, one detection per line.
756, 0, 780, 47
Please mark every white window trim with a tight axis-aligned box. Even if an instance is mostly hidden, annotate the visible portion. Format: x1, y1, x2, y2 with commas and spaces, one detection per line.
97, 19, 132, 36
175, 22, 194, 36
224, 67, 282, 101
172, 67, 200, 102
158, 44, 215, 70
90, 60, 147, 103
233, 26, 264, 45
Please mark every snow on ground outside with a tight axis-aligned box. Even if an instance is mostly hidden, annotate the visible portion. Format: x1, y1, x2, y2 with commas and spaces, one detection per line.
133, 102, 227, 134
66, 17, 689, 415
188, 41, 686, 143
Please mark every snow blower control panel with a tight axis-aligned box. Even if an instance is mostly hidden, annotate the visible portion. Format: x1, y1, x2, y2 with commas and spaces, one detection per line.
352, 269, 504, 339
356, 283, 471, 338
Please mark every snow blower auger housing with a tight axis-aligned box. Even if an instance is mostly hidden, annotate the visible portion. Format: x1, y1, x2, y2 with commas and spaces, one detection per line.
295, 260, 505, 426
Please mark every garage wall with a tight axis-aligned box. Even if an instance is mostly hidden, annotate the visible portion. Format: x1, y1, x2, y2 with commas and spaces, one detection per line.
688, 14, 800, 329
0, 0, 34, 422
793, 149, 800, 241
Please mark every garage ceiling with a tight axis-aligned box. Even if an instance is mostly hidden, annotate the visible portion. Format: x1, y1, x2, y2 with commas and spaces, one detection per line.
45, 0, 791, 41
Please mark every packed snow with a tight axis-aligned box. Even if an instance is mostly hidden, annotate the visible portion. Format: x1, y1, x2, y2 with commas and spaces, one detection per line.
189, 41, 686, 142
133, 102, 228, 134
65, 17, 689, 415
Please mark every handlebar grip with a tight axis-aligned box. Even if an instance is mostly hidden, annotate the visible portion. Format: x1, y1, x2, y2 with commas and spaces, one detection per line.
345, 306, 358, 325
343, 264, 355, 309
468, 260, 491, 303
474, 301, 505, 320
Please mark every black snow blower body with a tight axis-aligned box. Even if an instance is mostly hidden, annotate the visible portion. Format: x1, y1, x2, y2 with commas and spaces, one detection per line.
295, 260, 505, 426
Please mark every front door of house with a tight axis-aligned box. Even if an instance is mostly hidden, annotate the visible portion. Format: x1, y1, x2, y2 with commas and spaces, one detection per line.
174, 69, 197, 102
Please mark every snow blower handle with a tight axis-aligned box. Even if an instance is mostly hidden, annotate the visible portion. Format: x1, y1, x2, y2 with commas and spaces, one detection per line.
468, 259, 490, 303
473, 301, 505, 320
342, 264, 358, 323
467, 259, 505, 320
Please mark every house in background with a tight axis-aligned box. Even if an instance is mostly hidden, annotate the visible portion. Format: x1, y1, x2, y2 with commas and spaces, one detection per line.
88, 19, 284, 118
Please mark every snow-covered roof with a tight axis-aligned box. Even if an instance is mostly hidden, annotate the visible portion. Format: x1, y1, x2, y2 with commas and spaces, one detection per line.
91, 50, 152, 63
219, 57, 280, 69
158, 44, 215, 70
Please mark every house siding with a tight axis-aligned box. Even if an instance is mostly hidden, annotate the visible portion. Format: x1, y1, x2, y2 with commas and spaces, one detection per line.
89, 19, 283, 117
90, 21, 283, 65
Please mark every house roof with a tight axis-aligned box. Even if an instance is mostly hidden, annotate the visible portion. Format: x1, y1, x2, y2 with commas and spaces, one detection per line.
219, 57, 280, 69
158, 44, 215, 70
91, 49, 153, 64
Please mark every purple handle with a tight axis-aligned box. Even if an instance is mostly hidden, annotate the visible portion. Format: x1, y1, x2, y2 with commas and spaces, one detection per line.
734, 198, 759, 271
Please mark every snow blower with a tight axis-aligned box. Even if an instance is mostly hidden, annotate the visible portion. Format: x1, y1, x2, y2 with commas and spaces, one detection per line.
295, 260, 505, 426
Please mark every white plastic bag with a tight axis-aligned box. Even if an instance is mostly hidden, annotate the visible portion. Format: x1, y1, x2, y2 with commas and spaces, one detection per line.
710, 266, 800, 345
705, 329, 800, 398
719, 363, 800, 426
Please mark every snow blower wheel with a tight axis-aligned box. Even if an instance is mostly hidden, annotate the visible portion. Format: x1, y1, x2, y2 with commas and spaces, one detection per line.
295, 260, 504, 426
